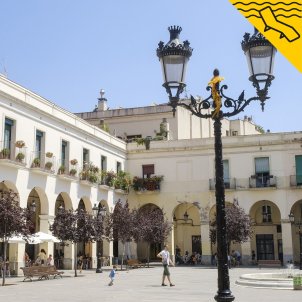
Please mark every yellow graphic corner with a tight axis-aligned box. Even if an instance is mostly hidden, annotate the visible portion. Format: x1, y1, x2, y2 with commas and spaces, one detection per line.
229, 0, 302, 72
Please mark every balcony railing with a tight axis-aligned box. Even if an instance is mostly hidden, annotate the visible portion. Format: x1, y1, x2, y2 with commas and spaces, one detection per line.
0, 140, 12, 160
249, 175, 277, 188
290, 175, 302, 187
132, 176, 164, 192
30, 151, 55, 173
209, 178, 236, 190
0, 140, 27, 165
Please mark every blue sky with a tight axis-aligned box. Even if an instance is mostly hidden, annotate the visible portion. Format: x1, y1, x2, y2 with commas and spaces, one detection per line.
0, 1, 301, 132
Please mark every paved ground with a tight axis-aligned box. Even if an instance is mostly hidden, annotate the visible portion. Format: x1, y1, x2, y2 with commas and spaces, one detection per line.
0, 266, 301, 302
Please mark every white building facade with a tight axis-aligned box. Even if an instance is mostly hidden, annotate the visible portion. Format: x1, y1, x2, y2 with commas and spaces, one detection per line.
0, 76, 127, 274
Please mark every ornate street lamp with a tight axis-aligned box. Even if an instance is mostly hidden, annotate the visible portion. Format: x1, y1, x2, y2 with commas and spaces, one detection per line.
30, 200, 36, 213
288, 212, 302, 270
92, 203, 107, 273
157, 26, 276, 302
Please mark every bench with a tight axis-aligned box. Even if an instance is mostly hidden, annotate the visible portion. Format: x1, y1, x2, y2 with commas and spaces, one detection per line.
258, 260, 282, 269
127, 259, 145, 269
21, 265, 64, 281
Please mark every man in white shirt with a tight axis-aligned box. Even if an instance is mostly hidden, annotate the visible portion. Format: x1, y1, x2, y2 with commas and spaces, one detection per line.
157, 244, 175, 287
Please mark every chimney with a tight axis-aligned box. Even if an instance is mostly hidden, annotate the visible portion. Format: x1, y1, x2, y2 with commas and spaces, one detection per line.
97, 89, 108, 111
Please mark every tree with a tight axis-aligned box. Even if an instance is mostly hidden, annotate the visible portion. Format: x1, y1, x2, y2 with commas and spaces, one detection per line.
108, 200, 134, 270
133, 206, 172, 267
0, 190, 33, 286
210, 202, 253, 252
51, 208, 104, 277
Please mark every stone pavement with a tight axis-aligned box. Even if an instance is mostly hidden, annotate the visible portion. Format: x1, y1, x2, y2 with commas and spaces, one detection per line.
0, 266, 301, 302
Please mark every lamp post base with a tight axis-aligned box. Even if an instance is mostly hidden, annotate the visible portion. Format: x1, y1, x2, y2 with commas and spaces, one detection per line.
96, 268, 103, 273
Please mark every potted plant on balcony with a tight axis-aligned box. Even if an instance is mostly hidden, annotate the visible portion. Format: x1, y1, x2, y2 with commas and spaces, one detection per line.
0, 148, 10, 159
132, 177, 145, 191
16, 152, 25, 162
70, 159, 78, 166
46, 152, 53, 158
135, 137, 152, 150
45, 161, 53, 170
58, 165, 65, 175
115, 171, 132, 191
15, 140, 25, 148
32, 157, 40, 167
69, 168, 77, 176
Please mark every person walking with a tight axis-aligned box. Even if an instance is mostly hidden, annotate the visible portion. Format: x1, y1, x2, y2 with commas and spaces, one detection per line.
108, 265, 117, 286
157, 244, 175, 287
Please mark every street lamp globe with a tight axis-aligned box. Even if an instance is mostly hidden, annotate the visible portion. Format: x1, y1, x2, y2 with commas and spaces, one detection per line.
157, 26, 193, 115
289, 212, 295, 223
241, 29, 276, 109
92, 203, 99, 218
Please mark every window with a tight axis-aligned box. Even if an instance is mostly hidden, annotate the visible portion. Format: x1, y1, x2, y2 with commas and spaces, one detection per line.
61, 140, 68, 166
35, 130, 44, 159
255, 157, 270, 187
116, 161, 122, 173
295, 155, 302, 185
232, 131, 238, 136
4, 118, 14, 151
143, 164, 154, 178
262, 205, 272, 223
83, 148, 89, 167
226, 130, 229, 136
101, 156, 107, 171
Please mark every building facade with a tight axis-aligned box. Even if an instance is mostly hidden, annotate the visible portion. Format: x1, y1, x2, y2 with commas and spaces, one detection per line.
1, 75, 302, 275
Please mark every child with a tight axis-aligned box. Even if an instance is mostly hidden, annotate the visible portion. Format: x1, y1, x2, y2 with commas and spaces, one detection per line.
108, 265, 117, 286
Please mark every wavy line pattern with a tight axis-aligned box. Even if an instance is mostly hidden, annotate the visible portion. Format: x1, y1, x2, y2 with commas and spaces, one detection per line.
233, 1, 302, 6
238, 8, 302, 12
246, 13, 301, 18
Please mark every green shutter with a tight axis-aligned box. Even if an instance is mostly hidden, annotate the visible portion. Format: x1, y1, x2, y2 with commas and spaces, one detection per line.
295, 155, 302, 185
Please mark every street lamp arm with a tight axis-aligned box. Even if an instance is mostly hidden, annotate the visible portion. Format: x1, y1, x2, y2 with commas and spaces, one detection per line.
175, 83, 269, 120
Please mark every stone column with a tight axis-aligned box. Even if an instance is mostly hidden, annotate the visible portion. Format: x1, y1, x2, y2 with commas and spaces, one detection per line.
241, 240, 251, 265
63, 241, 74, 270
39, 215, 54, 260
103, 239, 113, 266
201, 220, 211, 265
91, 241, 97, 269
281, 219, 293, 264
9, 242, 25, 276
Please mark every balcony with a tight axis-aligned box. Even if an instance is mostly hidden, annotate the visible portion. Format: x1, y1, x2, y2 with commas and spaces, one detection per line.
57, 158, 78, 181
132, 176, 163, 194
0, 140, 27, 168
249, 175, 277, 189
79, 162, 99, 186
209, 178, 236, 190
30, 151, 55, 175
290, 175, 302, 187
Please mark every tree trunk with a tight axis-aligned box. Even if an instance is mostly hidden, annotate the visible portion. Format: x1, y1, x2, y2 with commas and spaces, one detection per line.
74, 243, 78, 277
2, 240, 7, 286
120, 243, 125, 271
147, 243, 150, 268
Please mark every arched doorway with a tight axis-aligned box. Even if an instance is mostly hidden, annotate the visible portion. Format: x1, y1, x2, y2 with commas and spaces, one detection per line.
250, 200, 282, 262
136, 204, 164, 261
54, 192, 72, 268
173, 202, 201, 263
25, 188, 43, 262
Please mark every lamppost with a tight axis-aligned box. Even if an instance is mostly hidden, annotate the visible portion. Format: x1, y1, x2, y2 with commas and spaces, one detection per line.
289, 212, 302, 270
92, 203, 107, 273
157, 26, 276, 302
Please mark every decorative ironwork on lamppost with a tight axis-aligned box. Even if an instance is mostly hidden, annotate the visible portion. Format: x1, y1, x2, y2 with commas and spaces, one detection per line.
93, 203, 107, 273
157, 26, 276, 302
289, 212, 302, 270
